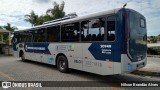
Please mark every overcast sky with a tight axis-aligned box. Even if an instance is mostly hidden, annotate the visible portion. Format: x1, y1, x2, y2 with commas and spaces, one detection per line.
0, 0, 160, 36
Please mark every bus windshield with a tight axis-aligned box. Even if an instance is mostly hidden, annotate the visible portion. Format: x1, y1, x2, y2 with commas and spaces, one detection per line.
129, 11, 147, 62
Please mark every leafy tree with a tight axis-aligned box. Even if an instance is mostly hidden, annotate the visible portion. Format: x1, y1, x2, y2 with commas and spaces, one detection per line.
0, 26, 3, 29
3, 23, 18, 32
158, 34, 160, 41
150, 36, 157, 43
3, 23, 18, 44
24, 1, 65, 26
24, 10, 38, 27
46, 1, 65, 20
35, 15, 53, 25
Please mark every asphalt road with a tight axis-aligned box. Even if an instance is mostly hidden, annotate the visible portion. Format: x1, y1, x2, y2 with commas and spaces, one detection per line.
140, 57, 160, 72
0, 55, 160, 90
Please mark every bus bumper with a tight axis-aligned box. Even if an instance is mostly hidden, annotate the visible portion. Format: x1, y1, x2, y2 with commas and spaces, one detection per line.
121, 54, 147, 73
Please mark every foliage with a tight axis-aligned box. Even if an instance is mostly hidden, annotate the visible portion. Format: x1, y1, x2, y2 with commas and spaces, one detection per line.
24, 1, 65, 26
2, 23, 18, 44
150, 36, 157, 43
46, 1, 65, 19
3, 23, 18, 32
0, 26, 3, 29
24, 10, 38, 27
147, 47, 160, 55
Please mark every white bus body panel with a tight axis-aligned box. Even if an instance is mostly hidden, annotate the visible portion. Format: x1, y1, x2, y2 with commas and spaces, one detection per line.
15, 43, 145, 75
121, 54, 147, 73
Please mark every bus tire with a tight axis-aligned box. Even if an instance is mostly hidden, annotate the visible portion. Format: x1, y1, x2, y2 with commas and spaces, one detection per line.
57, 55, 68, 73
21, 52, 26, 62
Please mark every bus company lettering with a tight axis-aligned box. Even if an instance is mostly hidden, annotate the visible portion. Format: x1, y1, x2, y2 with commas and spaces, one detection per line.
56, 45, 67, 51
27, 47, 45, 50
100, 45, 111, 54
25, 45, 45, 51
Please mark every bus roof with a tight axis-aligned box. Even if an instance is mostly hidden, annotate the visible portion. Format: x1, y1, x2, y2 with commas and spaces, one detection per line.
15, 8, 124, 32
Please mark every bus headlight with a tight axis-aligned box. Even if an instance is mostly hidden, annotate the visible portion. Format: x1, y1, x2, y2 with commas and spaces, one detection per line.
128, 63, 132, 71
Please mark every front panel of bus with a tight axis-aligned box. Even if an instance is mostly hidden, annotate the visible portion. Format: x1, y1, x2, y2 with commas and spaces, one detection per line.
121, 9, 147, 72
12, 32, 20, 57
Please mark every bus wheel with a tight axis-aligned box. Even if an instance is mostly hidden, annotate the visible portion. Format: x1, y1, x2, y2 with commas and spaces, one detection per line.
21, 52, 26, 62
57, 55, 68, 73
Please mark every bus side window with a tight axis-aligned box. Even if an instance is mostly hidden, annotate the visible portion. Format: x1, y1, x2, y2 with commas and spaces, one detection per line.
33, 30, 39, 42
81, 17, 105, 41
27, 34, 32, 42
107, 15, 116, 41
47, 26, 60, 42
23, 32, 32, 42
32, 29, 44, 42
61, 22, 79, 42
12, 36, 18, 43
40, 28, 46, 42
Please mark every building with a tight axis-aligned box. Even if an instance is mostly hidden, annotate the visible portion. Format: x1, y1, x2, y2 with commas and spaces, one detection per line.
0, 29, 12, 55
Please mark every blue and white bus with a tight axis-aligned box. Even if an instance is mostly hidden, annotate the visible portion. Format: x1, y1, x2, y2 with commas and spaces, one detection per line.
12, 8, 147, 75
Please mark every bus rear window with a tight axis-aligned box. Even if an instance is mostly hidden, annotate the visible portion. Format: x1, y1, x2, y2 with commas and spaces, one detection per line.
140, 18, 145, 28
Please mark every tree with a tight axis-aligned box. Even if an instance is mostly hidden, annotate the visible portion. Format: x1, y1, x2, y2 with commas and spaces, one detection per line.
0, 26, 3, 29
46, 1, 65, 20
150, 36, 157, 43
3, 23, 18, 44
24, 1, 65, 26
3, 23, 18, 32
35, 15, 53, 25
158, 34, 160, 41
24, 10, 38, 27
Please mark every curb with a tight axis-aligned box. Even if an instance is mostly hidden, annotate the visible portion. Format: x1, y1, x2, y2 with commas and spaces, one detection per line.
131, 70, 160, 77
147, 55, 160, 58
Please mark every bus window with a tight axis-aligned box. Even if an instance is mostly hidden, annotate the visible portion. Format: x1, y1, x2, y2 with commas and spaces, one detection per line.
32, 28, 46, 42
12, 35, 20, 43
107, 15, 116, 41
26, 33, 32, 42
17, 32, 31, 43
140, 18, 145, 28
61, 22, 79, 42
24, 32, 32, 42
47, 26, 60, 42
81, 17, 105, 41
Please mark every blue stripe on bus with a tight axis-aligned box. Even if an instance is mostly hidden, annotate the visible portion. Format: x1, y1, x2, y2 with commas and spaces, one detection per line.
24, 43, 51, 54
88, 43, 121, 62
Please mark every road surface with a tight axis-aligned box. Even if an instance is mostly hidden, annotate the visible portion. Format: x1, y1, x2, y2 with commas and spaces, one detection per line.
0, 55, 159, 90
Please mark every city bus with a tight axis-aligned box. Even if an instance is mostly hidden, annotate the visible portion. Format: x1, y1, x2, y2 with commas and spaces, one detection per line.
12, 8, 147, 75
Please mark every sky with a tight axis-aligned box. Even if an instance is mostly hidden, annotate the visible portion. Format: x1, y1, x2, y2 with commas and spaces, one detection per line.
0, 0, 160, 36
